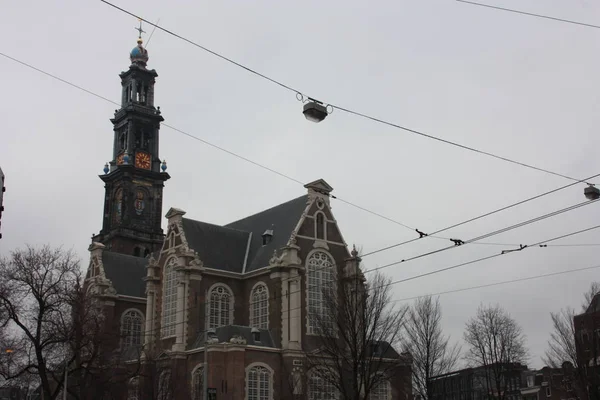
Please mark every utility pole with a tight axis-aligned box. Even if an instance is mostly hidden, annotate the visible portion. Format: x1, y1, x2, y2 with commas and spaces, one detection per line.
0, 167, 5, 239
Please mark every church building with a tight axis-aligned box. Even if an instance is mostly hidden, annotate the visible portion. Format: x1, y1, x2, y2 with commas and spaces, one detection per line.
85, 33, 412, 400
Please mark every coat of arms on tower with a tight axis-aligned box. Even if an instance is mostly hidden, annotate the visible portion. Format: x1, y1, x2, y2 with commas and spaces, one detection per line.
134, 190, 145, 215
113, 188, 123, 223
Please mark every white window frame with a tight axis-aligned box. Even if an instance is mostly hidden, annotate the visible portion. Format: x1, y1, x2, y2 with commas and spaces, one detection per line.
306, 250, 337, 335
245, 362, 274, 400
207, 283, 234, 329
314, 211, 327, 240
308, 370, 339, 400
120, 308, 145, 349
370, 378, 391, 400
191, 364, 204, 400
161, 257, 178, 338
250, 282, 269, 329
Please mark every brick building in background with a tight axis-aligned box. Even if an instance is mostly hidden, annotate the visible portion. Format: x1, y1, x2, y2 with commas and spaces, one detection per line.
520, 364, 582, 400
430, 363, 585, 400
574, 294, 600, 400
84, 34, 412, 400
429, 363, 527, 400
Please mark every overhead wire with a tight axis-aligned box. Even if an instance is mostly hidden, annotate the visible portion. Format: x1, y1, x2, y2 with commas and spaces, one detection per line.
392, 263, 600, 303
455, 0, 600, 30
366, 198, 599, 273
360, 172, 600, 257
5, 50, 592, 254
3, 51, 600, 313
383, 223, 600, 288
99, 0, 593, 186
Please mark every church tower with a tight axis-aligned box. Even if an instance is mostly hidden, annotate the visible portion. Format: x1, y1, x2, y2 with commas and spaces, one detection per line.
93, 32, 170, 257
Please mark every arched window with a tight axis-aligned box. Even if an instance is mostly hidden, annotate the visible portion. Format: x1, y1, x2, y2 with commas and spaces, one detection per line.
250, 283, 269, 329
370, 379, 391, 400
127, 377, 139, 400
307, 251, 336, 334
161, 257, 178, 337
121, 309, 144, 349
191, 365, 204, 400
208, 284, 233, 328
158, 370, 171, 400
246, 364, 272, 400
308, 373, 338, 400
315, 212, 326, 240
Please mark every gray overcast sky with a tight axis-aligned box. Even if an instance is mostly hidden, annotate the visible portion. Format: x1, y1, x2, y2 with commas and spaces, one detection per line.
1, 0, 599, 368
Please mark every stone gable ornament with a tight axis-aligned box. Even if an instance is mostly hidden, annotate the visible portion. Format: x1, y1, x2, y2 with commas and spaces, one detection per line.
229, 335, 247, 345
269, 250, 280, 266
190, 252, 203, 269
207, 336, 219, 344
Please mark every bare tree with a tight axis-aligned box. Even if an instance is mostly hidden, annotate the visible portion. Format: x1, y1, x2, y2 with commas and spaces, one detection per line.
543, 307, 578, 369
0, 245, 140, 400
306, 253, 410, 400
464, 304, 528, 400
582, 282, 600, 313
404, 296, 461, 400
543, 281, 600, 400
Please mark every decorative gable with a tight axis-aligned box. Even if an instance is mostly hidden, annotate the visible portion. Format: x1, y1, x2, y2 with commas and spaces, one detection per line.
304, 179, 334, 194
304, 179, 333, 207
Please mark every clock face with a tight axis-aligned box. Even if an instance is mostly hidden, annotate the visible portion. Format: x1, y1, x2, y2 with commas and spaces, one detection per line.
116, 153, 125, 165
135, 152, 151, 170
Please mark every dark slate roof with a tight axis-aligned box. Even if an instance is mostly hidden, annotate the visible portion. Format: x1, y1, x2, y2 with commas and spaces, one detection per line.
102, 251, 147, 298
181, 219, 250, 273
369, 340, 401, 359
225, 195, 309, 272
181, 195, 309, 273
586, 293, 600, 313
190, 325, 275, 349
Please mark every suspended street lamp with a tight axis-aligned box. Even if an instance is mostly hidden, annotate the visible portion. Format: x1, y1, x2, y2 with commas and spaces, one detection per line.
298, 93, 332, 123
584, 184, 600, 200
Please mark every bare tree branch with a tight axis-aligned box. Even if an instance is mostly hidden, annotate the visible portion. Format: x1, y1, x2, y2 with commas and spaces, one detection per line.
404, 296, 461, 400
464, 304, 528, 400
306, 253, 409, 400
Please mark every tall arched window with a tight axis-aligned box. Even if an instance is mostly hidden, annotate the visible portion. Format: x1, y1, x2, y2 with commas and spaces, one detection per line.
208, 284, 233, 328
191, 365, 204, 400
161, 257, 178, 337
308, 373, 338, 400
250, 283, 269, 329
121, 309, 144, 348
315, 212, 326, 240
158, 370, 171, 400
370, 379, 391, 400
246, 364, 272, 400
127, 377, 139, 400
307, 251, 336, 334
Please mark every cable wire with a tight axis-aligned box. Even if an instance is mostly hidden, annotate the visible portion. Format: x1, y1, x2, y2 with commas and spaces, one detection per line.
385, 223, 600, 287
99, 0, 592, 185
366, 198, 598, 273
456, 0, 600, 30
392, 263, 600, 303
4, 51, 600, 314
361, 172, 600, 257
6, 50, 587, 252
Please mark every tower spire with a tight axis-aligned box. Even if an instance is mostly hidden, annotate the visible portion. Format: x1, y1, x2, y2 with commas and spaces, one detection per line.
93, 30, 169, 256
135, 19, 146, 41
